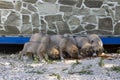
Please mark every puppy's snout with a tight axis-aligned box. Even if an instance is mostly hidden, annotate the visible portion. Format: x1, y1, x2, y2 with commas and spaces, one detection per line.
93, 52, 97, 57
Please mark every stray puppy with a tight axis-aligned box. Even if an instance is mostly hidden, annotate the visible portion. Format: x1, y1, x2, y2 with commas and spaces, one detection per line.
59, 36, 79, 59
36, 35, 50, 62
19, 42, 39, 60
47, 45, 60, 59
63, 34, 79, 58
50, 35, 65, 60
20, 31, 46, 60
87, 34, 104, 56
75, 36, 93, 57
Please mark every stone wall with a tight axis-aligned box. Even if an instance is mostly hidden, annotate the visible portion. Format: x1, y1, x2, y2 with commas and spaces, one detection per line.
0, 0, 120, 36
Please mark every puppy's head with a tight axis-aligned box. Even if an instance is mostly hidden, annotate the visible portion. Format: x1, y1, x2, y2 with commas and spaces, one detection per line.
67, 44, 79, 58
71, 45, 79, 54
80, 42, 94, 57
92, 45, 104, 56
81, 46, 93, 57
49, 47, 60, 59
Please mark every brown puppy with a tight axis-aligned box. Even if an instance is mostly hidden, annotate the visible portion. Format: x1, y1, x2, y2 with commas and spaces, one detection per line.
63, 34, 79, 58
58, 36, 79, 59
36, 35, 50, 61
19, 32, 43, 59
87, 34, 104, 56
50, 35, 65, 60
47, 45, 60, 59
19, 42, 39, 60
75, 36, 93, 57
20, 31, 46, 60
65, 38, 79, 58
50, 35, 79, 60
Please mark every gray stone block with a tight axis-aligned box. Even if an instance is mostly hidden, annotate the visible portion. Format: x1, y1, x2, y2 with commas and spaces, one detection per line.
33, 28, 39, 33
87, 30, 112, 35
71, 25, 84, 33
45, 14, 63, 23
0, 11, 1, 24
58, 0, 77, 6
23, 3, 27, 7
1, 10, 10, 17
22, 15, 30, 24
41, 19, 47, 31
48, 23, 56, 29
114, 23, 120, 35
84, 24, 96, 30
107, 2, 115, 6
4, 26, 20, 34
60, 5, 73, 12
32, 13, 40, 27
108, 0, 120, 3
4, 11, 21, 27
99, 17, 113, 30
56, 21, 71, 34
43, 0, 57, 3
36, 2, 59, 15
73, 8, 90, 15
21, 8, 31, 14
47, 30, 57, 34
69, 16, 80, 25
82, 15, 97, 24
15, 1, 22, 11
0, 1, 14, 9
23, 0, 37, 3
28, 4, 37, 12
115, 6, 120, 20
84, 0, 103, 8
76, 0, 83, 7
0, 25, 2, 28
63, 13, 72, 21
21, 24, 33, 34
91, 8, 106, 16
0, 30, 7, 35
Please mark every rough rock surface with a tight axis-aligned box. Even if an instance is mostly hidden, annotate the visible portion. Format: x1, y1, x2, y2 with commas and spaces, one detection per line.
0, 0, 119, 35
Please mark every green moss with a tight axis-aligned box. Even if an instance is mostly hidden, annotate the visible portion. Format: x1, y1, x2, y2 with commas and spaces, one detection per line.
79, 66, 93, 75
117, 48, 120, 54
44, 54, 54, 64
33, 57, 39, 63
26, 70, 44, 74
98, 57, 104, 67
111, 66, 120, 73
79, 70, 93, 75
62, 68, 68, 71
68, 65, 93, 75
71, 60, 81, 69
50, 73, 61, 80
